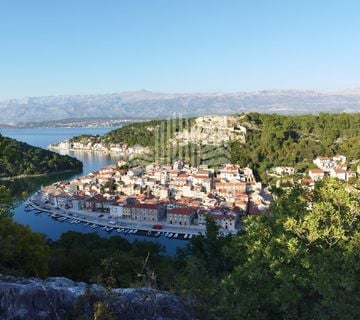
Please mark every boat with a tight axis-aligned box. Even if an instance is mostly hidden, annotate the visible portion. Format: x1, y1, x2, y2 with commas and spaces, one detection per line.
188, 234, 193, 239
184, 234, 188, 239
147, 230, 152, 236
168, 233, 173, 238
173, 233, 178, 238
133, 229, 138, 234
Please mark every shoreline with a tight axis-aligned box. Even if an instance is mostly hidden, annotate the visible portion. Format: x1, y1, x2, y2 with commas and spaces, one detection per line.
49, 146, 123, 155
49, 145, 150, 158
27, 193, 207, 239
0, 169, 82, 181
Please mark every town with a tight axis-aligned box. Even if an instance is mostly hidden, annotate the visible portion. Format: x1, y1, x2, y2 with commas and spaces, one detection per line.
28, 153, 359, 239
30, 160, 271, 237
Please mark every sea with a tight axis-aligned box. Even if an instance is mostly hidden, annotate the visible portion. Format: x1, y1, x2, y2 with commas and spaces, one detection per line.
1, 127, 187, 255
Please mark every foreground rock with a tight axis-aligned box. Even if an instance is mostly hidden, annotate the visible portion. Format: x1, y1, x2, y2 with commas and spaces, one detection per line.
0, 275, 195, 320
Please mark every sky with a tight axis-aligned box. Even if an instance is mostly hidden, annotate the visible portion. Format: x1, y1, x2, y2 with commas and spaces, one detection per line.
0, 0, 360, 100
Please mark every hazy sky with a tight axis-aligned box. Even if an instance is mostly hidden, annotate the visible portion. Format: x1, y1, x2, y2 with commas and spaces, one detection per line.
1, 0, 360, 99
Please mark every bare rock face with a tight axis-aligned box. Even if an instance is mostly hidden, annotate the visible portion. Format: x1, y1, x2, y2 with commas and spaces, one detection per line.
0, 275, 195, 320
171, 115, 247, 146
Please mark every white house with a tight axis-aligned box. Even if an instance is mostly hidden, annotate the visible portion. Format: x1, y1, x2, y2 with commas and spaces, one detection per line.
330, 168, 347, 181
309, 168, 325, 181
109, 204, 124, 217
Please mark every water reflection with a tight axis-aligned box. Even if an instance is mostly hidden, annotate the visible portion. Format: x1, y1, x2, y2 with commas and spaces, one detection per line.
1, 127, 187, 255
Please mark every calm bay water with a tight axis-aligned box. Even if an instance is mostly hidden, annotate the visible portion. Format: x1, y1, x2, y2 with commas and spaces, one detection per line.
1, 127, 186, 255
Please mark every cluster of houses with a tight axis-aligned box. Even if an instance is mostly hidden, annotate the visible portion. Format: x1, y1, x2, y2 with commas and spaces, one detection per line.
309, 155, 358, 182
52, 139, 149, 156
41, 161, 271, 232
269, 154, 359, 190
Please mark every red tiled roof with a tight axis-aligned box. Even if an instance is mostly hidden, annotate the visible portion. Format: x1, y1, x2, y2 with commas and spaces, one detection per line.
310, 169, 324, 174
301, 179, 313, 185
333, 168, 346, 174
169, 207, 198, 216
124, 203, 160, 210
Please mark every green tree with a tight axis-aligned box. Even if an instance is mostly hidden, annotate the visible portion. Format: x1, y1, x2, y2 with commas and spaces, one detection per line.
219, 178, 360, 320
174, 217, 234, 319
0, 185, 14, 218
0, 217, 49, 277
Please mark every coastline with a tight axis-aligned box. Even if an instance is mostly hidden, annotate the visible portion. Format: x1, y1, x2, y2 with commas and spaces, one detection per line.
49, 145, 150, 158
49, 146, 122, 155
27, 192, 206, 239
0, 169, 82, 181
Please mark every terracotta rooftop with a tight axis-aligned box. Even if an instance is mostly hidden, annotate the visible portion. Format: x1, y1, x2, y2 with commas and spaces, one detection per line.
169, 207, 198, 215
125, 203, 160, 209
310, 169, 325, 174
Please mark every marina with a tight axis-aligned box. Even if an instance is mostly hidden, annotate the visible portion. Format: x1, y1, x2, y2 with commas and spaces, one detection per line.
25, 196, 201, 241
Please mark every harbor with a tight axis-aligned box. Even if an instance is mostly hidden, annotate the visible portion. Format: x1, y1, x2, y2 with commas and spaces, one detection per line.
26, 191, 206, 241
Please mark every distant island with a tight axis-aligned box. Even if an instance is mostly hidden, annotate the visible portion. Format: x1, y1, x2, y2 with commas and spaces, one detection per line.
0, 117, 148, 129
0, 134, 82, 179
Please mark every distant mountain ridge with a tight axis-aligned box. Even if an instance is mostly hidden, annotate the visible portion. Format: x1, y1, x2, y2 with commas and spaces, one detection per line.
1, 89, 360, 125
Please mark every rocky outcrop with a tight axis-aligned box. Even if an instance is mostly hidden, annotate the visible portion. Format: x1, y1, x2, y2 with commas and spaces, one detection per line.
171, 115, 247, 146
0, 275, 195, 320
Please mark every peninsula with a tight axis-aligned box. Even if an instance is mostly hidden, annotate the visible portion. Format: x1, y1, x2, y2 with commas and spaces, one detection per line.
0, 134, 82, 179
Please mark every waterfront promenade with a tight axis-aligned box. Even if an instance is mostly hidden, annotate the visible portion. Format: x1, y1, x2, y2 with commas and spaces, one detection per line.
27, 192, 208, 239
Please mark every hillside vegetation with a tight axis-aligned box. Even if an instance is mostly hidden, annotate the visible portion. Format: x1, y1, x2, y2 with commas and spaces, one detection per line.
71, 118, 195, 147
230, 113, 360, 179
0, 135, 82, 178
69, 112, 360, 178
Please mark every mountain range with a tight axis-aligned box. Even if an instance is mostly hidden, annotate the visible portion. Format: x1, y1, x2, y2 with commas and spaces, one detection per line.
1, 89, 360, 126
